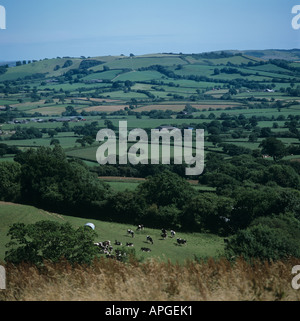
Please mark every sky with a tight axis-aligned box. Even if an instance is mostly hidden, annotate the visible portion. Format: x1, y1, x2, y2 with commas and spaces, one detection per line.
0, 0, 299, 61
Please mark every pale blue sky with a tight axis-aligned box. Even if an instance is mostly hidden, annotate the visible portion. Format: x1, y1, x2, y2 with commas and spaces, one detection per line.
0, 0, 299, 60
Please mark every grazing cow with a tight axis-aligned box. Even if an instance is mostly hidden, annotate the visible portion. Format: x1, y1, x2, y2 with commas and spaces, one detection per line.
94, 242, 106, 251
146, 235, 153, 244
127, 229, 135, 238
137, 224, 144, 231
126, 242, 134, 247
141, 247, 151, 252
177, 238, 187, 245
95, 240, 114, 254
114, 240, 122, 246
224, 238, 229, 244
170, 230, 176, 238
161, 232, 167, 239
161, 228, 167, 235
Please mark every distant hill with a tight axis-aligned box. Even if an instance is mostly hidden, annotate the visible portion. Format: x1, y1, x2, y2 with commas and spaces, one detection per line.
224, 49, 300, 61
0, 49, 299, 82
0, 61, 16, 67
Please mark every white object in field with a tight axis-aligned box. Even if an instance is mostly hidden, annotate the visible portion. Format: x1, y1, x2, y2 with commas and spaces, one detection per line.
85, 223, 95, 230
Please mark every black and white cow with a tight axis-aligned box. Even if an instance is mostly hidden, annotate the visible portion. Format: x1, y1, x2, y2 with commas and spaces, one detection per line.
177, 238, 187, 245
161, 232, 167, 239
137, 224, 144, 231
146, 235, 153, 244
127, 229, 135, 238
141, 247, 151, 252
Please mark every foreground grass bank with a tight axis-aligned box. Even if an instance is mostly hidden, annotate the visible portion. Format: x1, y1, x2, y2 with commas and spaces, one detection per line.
1, 257, 299, 301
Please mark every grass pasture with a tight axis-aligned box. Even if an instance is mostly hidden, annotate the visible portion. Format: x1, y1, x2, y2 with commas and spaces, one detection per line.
103, 56, 186, 70
82, 69, 123, 81
0, 202, 224, 264
3, 134, 79, 149
113, 70, 164, 82
105, 181, 140, 192
82, 105, 126, 113
0, 58, 82, 82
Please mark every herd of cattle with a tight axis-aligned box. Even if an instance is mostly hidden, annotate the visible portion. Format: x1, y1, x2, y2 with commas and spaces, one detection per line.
93, 225, 187, 261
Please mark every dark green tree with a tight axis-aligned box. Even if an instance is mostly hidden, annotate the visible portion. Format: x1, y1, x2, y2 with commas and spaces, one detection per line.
181, 193, 234, 234
225, 214, 300, 261
5, 221, 99, 265
50, 138, 60, 146
14, 146, 110, 214
0, 162, 21, 202
138, 170, 196, 210
259, 137, 287, 161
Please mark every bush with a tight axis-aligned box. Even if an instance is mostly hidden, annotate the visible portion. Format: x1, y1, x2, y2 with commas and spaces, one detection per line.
225, 214, 300, 261
138, 170, 196, 209
5, 221, 99, 265
181, 193, 234, 234
15, 145, 110, 215
0, 162, 21, 202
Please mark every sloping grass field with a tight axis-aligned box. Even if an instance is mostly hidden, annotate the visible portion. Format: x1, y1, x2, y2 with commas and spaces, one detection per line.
0, 202, 224, 264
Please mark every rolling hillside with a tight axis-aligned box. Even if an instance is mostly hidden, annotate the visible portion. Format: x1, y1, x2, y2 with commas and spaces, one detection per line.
0, 50, 299, 83
0, 202, 224, 264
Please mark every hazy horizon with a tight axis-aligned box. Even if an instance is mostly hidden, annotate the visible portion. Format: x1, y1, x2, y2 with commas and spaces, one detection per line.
0, 0, 299, 61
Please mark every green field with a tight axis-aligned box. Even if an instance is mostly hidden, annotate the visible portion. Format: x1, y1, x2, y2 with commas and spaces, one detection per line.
82, 69, 123, 81
0, 202, 224, 264
0, 58, 82, 82
106, 181, 140, 192
114, 70, 164, 82
0, 52, 300, 171
0, 51, 298, 121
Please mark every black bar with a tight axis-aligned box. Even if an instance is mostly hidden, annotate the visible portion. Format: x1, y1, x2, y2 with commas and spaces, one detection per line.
0, 301, 298, 319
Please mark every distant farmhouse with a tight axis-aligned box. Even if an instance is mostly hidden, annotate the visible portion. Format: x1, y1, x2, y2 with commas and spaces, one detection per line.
155, 125, 178, 131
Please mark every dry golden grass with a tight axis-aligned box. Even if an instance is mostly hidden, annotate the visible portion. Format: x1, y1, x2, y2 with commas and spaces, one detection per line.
1, 257, 300, 301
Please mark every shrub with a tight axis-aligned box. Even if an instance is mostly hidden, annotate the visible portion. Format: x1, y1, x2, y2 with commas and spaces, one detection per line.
5, 221, 99, 265
225, 214, 300, 261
